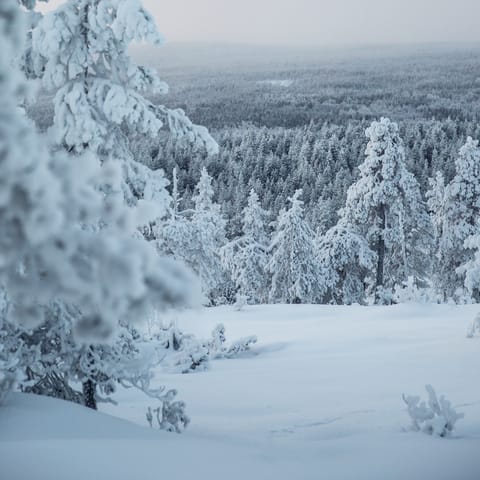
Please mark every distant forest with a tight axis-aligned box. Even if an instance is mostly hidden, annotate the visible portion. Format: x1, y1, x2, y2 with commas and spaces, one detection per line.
30, 43, 480, 237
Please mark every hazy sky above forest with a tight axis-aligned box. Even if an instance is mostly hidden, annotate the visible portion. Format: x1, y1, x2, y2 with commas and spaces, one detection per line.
39, 0, 480, 47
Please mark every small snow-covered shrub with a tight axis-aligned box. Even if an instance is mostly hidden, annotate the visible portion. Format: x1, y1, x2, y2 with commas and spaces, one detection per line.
0, 320, 16, 405
209, 324, 227, 352
403, 384, 464, 437
234, 294, 249, 311
151, 323, 210, 374
169, 336, 210, 374
394, 277, 437, 304
146, 389, 189, 433
466, 313, 480, 338
372, 286, 395, 305
224, 336, 258, 358
207, 323, 257, 359
0, 371, 15, 406
150, 322, 257, 373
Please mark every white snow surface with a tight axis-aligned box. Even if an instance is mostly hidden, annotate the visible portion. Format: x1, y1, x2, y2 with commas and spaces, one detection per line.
1, 303, 480, 480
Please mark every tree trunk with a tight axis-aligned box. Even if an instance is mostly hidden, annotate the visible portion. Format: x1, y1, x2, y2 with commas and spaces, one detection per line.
375, 204, 386, 304
81, 3, 90, 151
82, 379, 97, 410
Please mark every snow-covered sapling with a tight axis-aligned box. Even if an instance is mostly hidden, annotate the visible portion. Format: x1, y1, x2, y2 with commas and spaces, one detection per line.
402, 384, 464, 437
224, 336, 258, 358
466, 313, 480, 338
234, 293, 249, 311
207, 323, 257, 359
151, 323, 210, 374
169, 336, 210, 374
146, 389, 189, 433
209, 324, 227, 352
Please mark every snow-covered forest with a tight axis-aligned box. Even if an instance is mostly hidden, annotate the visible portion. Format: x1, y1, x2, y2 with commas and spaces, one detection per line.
1, 1, 480, 479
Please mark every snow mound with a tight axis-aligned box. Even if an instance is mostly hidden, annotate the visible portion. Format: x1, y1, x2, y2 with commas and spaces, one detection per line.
0, 393, 280, 480
0, 393, 153, 441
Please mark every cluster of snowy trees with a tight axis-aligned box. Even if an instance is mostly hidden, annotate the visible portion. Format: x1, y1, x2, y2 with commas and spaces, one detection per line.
136, 118, 479, 238
0, 0, 216, 420
158, 118, 480, 305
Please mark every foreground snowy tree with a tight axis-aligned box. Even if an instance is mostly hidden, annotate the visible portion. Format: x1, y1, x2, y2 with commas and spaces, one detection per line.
435, 138, 480, 301
221, 189, 270, 303
340, 118, 432, 303
0, 0, 198, 404
19, 0, 222, 408
28, 0, 217, 223
267, 190, 321, 304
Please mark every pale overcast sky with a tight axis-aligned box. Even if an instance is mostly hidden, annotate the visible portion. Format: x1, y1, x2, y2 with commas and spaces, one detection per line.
39, 0, 480, 47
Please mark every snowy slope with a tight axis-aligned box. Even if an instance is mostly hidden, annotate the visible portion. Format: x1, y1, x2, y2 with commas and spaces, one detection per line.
1, 304, 480, 480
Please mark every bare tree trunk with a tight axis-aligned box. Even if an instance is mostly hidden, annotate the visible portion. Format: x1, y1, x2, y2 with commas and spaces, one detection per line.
81, 2, 90, 151
375, 204, 386, 304
82, 379, 97, 410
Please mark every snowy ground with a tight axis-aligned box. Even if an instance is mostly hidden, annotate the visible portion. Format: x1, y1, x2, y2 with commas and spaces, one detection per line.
1, 304, 480, 480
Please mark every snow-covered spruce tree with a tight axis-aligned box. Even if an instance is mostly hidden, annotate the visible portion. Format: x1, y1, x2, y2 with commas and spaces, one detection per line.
267, 190, 322, 304
190, 168, 229, 302
317, 224, 376, 305
0, 0, 197, 404
221, 189, 270, 304
19, 0, 220, 409
427, 172, 446, 247
157, 168, 229, 304
426, 171, 446, 298
340, 118, 432, 303
28, 0, 217, 223
436, 138, 480, 301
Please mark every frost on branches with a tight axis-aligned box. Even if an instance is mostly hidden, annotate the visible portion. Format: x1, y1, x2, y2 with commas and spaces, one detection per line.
0, 0, 199, 406
28, 0, 218, 225
207, 324, 257, 359
267, 190, 322, 304
149, 321, 257, 374
146, 389, 190, 433
403, 385, 464, 437
339, 118, 432, 303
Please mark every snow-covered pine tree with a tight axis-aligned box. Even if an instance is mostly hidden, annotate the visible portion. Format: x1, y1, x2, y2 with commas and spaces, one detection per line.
426, 171, 446, 300
317, 225, 376, 305
221, 189, 269, 304
0, 0, 198, 404
189, 168, 229, 302
340, 118, 432, 303
436, 137, 480, 301
28, 0, 218, 224
427, 172, 446, 247
157, 168, 229, 303
267, 190, 322, 304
